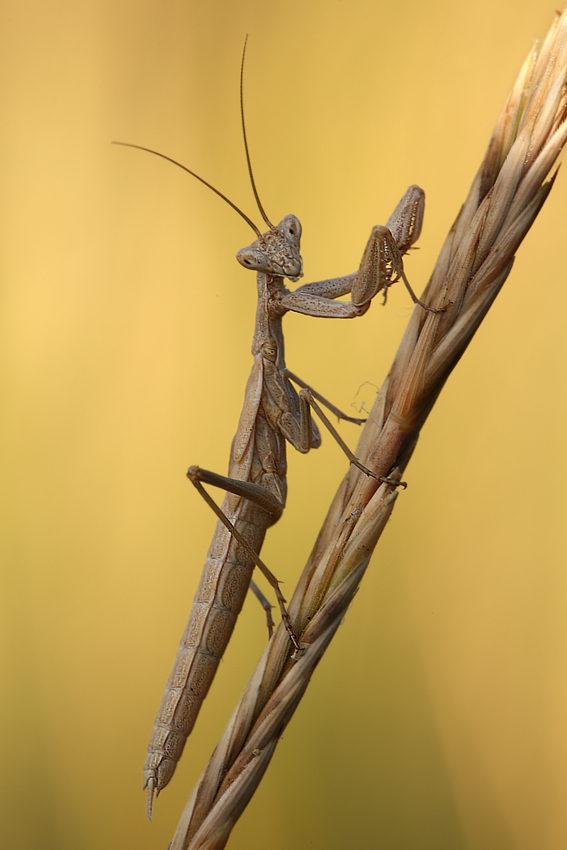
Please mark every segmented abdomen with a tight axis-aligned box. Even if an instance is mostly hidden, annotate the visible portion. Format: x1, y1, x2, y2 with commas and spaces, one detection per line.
143, 496, 269, 805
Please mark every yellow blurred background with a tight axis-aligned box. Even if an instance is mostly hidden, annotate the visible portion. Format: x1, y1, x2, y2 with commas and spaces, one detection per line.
2, 1, 566, 848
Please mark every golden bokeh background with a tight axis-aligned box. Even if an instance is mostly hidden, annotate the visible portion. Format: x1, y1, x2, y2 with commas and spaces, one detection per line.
2, 1, 566, 848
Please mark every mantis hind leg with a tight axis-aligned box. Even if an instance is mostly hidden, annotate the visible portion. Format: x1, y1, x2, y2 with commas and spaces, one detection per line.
186, 466, 300, 651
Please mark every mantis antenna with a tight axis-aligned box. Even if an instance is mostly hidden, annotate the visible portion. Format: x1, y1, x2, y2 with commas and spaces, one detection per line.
112, 37, 276, 240
239, 35, 275, 230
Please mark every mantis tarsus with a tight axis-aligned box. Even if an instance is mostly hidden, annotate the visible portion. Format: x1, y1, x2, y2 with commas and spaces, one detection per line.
114, 44, 439, 821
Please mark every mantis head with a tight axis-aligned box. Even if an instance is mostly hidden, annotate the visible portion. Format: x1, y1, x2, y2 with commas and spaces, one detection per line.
236, 215, 303, 281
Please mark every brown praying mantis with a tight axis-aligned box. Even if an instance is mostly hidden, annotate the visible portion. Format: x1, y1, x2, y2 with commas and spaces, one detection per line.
114, 43, 440, 821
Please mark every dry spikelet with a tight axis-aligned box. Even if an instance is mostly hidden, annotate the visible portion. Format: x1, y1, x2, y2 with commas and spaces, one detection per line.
169, 10, 567, 849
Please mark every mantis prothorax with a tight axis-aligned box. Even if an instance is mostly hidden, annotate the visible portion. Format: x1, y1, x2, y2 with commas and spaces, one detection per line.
113, 40, 440, 821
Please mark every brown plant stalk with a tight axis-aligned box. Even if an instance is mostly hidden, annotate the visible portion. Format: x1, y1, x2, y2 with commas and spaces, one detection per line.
170, 10, 567, 848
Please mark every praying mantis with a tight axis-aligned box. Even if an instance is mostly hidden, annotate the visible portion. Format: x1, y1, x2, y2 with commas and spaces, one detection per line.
115, 43, 439, 821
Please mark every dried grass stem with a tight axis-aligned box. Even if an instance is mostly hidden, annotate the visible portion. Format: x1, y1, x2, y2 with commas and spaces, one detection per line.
170, 11, 567, 848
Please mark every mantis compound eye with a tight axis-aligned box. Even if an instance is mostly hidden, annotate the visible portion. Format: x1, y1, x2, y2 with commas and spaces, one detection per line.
279, 214, 302, 245
236, 247, 267, 271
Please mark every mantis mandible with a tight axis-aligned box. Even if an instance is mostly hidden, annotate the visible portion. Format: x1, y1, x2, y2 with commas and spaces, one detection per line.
114, 43, 439, 820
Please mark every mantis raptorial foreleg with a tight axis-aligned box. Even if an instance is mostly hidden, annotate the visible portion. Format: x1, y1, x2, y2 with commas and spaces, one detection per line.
279, 186, 443, 318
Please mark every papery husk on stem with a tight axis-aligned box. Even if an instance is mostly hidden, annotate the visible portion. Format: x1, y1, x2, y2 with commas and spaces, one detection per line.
169, 10, 567, 849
